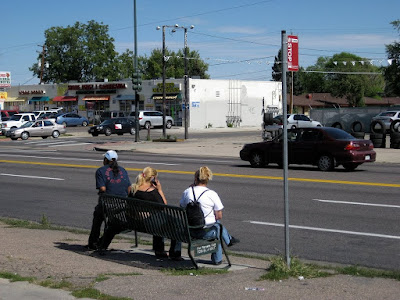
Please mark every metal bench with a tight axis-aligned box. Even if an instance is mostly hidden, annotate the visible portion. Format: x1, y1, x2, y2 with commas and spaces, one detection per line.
99, 194, 231, 269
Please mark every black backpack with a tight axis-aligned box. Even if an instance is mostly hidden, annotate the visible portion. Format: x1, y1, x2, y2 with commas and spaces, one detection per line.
185, 187, 208, 229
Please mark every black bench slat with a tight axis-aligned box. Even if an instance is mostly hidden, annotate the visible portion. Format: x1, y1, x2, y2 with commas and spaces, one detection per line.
100, 194, 231, 269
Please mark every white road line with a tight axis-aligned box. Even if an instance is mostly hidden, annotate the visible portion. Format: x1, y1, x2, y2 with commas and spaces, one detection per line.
0, 173, 64, 181
313, 199, 400, 209
0, 154, 179, 166
25, 140, 79, 145
48, 142, 92, 147
245, 221, 400, 240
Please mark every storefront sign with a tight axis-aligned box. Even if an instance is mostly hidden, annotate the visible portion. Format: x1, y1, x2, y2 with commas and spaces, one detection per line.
68, 83, 127, 90
152, 82, 181, 94
0, 72, 11, 88
19, 90, 46, 95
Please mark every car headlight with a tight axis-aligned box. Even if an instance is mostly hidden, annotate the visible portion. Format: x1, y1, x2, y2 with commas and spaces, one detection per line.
98, 126, 103, 130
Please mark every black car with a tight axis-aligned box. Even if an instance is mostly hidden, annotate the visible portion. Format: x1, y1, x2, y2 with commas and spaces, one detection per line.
240, 127, 376, 171
88, 118, 136, 136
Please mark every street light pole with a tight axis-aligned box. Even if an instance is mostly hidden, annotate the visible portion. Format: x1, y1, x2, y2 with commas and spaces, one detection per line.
162, 25, 167, 138
184, 27, 189, 139
133, 0, 139, 142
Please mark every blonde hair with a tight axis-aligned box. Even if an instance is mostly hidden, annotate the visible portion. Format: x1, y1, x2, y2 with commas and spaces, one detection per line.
195, 166, 213, 185
132, 167, 158, 194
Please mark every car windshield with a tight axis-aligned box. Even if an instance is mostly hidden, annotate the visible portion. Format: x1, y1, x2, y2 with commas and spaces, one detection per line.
323, 127, 355, 140
20, 121, 34, 128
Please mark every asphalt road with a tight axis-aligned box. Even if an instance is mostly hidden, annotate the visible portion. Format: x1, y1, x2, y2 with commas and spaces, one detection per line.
0, 139, 399, 271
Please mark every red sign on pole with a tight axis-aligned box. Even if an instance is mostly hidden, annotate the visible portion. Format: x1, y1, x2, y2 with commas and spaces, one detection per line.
287, 35, 299, 71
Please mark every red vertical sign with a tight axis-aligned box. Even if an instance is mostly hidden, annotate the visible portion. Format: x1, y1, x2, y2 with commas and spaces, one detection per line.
287, 35, 299, 71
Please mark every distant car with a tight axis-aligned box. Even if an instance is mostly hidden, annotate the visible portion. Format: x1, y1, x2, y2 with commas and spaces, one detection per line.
56, 113, 89, 127
100, 111, 127, 122
273, 114, 322, 129
7, 120, 66, 140
88, 117, 136, 136
0, 113, 37, 135
1, 110, 19, 122
138, 110, 174, 129
371, 111, 400, 132
37, 112, 59, 123
33, 108, 63, 120
240, 127, 376, 171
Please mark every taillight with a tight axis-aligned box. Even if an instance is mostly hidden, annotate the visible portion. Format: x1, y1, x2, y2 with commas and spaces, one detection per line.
369, 143, 374, 150
139, 117, 142, 120
345, 142, 360, 150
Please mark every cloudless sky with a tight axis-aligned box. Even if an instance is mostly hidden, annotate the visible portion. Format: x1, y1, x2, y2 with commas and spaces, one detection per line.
2, 0, 399, 86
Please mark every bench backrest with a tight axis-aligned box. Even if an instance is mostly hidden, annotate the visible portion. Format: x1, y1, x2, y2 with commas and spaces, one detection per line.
100, 194, 192, 244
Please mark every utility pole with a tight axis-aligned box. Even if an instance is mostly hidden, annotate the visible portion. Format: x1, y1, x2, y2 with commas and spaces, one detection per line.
162, 25, 167, 138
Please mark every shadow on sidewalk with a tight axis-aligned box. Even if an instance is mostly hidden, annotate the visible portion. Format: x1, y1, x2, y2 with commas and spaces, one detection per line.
54, 242, 204, 270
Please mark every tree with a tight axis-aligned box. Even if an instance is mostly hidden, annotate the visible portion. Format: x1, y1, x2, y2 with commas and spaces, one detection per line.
384, 20, 400, 96
141, 48, 209, 80
30, 20, 120, 83
325, 52, 384, 107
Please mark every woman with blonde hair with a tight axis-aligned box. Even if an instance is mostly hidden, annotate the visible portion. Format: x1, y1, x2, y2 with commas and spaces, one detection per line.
180, 166, 239, 265
98, 166, 181, 260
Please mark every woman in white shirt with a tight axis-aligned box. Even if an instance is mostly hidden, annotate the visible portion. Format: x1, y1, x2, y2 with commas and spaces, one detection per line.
180, 166, 239, 265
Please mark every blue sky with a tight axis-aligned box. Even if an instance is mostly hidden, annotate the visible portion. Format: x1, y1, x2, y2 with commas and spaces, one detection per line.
2, 0, 399, 86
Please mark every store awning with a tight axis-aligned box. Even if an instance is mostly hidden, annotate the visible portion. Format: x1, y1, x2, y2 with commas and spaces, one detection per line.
82, 95, 110, 101
53, 96, 78, 102
5, 97, 26, 102
114, 94, 135, 101
28, 96, 50, 103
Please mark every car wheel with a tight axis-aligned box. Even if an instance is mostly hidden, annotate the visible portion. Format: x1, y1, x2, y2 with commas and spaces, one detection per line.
166, 120, 172, 129
144, 121, 151, 130
42, 136, 48, 139
21, 132, 29, 140
82, 121, 88, 127
105, 127, 112, 136
318, 155, 334, 171
130, 127, 136, 135
52, 131, 60, 138
249, 152, 265, 168
370, 120, 386, 134
343, 163, 360, 171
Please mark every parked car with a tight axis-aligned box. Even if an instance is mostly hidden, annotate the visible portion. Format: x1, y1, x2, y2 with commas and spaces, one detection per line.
371, 111, 400, 132
56, 113, 89, 127
33, 108, 63, 120
37, 112, 59, 123
88, 117, 136, 136
100, 111, 127, 122
1, 110, 19, 122
0, 113, 36, 135
240, 127, 376, 171
138, 110, 174, 129
273, 114, 322, 129
7, 120, 66, 140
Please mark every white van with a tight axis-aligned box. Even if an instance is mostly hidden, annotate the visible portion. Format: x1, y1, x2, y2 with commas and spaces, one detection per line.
33, 108, 63, 120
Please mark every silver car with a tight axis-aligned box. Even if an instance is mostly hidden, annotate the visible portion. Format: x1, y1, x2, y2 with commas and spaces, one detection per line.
7, 120, 67, 140
138, 111, 174, 129
372, 111, 400, 131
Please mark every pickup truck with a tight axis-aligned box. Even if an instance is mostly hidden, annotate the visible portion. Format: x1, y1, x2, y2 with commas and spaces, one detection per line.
0, 113, 36, 135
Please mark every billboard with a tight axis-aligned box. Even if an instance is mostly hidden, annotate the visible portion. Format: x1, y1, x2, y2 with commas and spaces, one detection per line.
287, 36, 299, 72
0, 72, 11, 88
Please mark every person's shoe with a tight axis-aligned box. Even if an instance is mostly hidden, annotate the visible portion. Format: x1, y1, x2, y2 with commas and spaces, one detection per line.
84, 243, 98, 251
213, 260, 222, 265
155, 251, 168, 259
170, 256, 184, 261
228, 237, 240, 247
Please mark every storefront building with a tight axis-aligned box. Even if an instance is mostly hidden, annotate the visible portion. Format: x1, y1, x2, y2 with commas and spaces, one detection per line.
3, 78, 282, 129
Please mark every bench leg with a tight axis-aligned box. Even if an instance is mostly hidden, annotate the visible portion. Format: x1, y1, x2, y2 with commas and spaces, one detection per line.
219, 224, 232, 267
187, 242, 199, 269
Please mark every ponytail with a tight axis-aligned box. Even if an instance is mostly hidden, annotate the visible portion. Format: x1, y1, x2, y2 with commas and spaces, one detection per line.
195, 166, 213, 185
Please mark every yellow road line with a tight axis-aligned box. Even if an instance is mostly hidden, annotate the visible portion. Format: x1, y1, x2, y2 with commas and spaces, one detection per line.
1, 159, 399, 188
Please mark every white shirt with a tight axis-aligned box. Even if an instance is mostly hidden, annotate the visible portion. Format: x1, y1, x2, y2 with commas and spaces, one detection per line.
180, 185, 224, 226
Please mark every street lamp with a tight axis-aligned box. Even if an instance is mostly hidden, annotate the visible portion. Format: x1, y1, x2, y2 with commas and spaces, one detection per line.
156, 24, 194, 139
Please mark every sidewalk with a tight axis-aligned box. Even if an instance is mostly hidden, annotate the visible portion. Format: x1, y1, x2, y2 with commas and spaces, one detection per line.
1, 127, 399, 299
0, 222, 399, 300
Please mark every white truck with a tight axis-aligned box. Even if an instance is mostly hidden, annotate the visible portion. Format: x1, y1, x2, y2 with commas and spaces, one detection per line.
0, 113, 36, 135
